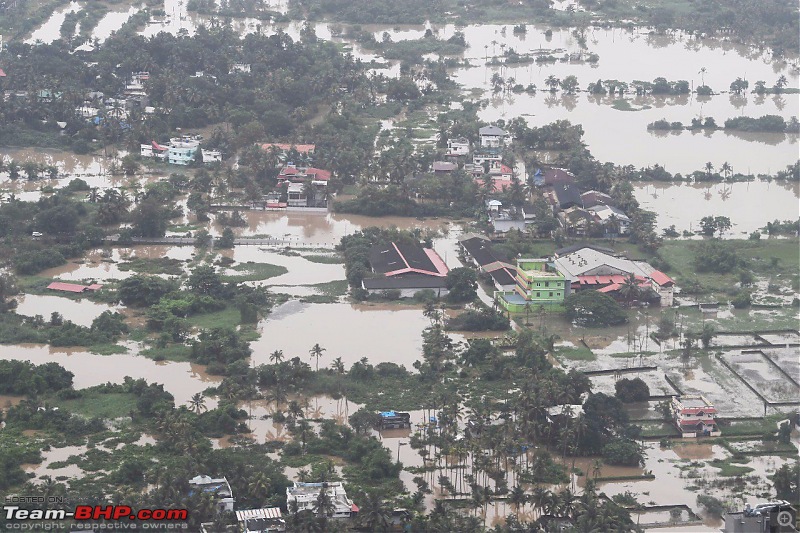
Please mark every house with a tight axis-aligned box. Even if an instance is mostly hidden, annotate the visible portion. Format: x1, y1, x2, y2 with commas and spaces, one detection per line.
552, 247, 674, 306
362, 242, 449, 297
724, 501, 796, 533
532, 167, 575, 187
201, 148, 222, 164
168, 137, 200, 165
230, 63, 251, 74
498, 258, 566, 312
549, 183, 583, 209
188, 475, 234, 513
472, 151, 502, 169
485, 199, 502, 213
236, 508, 285, 532
587, 204, 631, 235
432, 161, 457, 173
672, 395, 721, 437
459, 235, 517, 291
479, 125, 507, 148
46, 282, 102, 293
446, 137, 470, 156
286, 182, 306, 207
286, 482, 358, 519
140, 140, 168, 159
277, 165, 331, 187
581, 190, 614, 208
379, 411, 411, 429
558, 206, 594, 236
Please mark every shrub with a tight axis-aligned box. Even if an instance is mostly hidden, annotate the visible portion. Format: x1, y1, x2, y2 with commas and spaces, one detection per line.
614, 377, 650, 403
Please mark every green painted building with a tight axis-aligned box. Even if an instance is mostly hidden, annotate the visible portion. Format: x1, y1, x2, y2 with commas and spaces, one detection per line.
498, 258, 566, 312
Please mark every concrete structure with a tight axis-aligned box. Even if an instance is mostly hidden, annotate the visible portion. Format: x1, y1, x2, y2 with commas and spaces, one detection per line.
432, 161, 457, 173
532, 167, 575, 187
236, 508, 285, 532
672, 395, 721, 437
446, 137, 470, 156
286, 182, 306, 207
277, 165, 331, 186
286, 482, 358, 519
201, 148, 222, 163
168, 137, 200, 165
552, 247, 674, 306
188, 475, 234, 513
362, 242, 449, 297
498, 258, 566, 312
140, 140, 167, 159
479, 125, 507, 148
724, 501, 796, 533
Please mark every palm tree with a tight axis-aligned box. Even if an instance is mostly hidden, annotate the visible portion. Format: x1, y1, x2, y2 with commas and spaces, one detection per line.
618, 273, 640, 305
698, 66, 707, 86
269, 349, 284, 364
720, 161, 732, 180
309, 343, 326, 371
704, 161, 714, 178
359, 492, 391, 532
187, 392, 207, 414
545, 75, 560, 92
248, 472, 271, 504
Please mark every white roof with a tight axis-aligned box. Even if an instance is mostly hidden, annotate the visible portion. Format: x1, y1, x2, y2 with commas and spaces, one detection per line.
236, 508, 282, 520
587, 204, 630, 222
553, 248, 651, 281
479, 125, 507, 136
287, 182, 304, 193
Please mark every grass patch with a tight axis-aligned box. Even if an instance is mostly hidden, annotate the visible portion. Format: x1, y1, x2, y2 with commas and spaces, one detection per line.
221, 262, 288, 282
59, 392, 138, 419
141, 343, 192, 362
554, 346, 596, 361
168, 224, 199, 233
118, 257, 185, 276
709, 459, 754, 477
185, 307, 242, 330
303, 254, 344, 264
309, 279, 349, 297
89, 343, 129, 355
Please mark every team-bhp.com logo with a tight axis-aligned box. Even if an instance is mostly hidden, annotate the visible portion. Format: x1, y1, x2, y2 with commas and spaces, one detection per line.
4, 505, 188, 524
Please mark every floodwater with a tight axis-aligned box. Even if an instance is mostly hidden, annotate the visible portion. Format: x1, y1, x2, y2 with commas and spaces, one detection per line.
220, 247, 345, 287
92, 6, 142, 42
23, 443, 87, 481
633, 180, 800, 234
0, 344, 221, 405
250, 300, 461, 368
214, 210, 453, 246
25, 1, 82, 44
14, 294, 121, 327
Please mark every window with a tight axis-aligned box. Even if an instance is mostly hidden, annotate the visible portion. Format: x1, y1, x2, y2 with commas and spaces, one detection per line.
545, 282, 550, 288
536, 292, 540, 298
549, 292, 553, 297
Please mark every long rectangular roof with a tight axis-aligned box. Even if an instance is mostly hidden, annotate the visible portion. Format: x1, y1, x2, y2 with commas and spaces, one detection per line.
363, 274, 449, 290
369, 242, 448, 277
554, 248, 655, 283
460, 236, 508, 267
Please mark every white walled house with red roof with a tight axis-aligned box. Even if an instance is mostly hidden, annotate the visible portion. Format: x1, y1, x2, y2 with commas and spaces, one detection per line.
672, 395, 721, 437
277, 164, 331, 187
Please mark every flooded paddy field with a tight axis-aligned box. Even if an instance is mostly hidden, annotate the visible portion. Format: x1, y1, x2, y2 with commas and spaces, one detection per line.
723, 350, 800, 403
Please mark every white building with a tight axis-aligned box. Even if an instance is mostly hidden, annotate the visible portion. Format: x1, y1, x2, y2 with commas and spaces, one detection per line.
168, 137, 200, 165
286, 182, 306, 207
586, 204, 631, 235
201, 148, 222, 164
140, 141, 167, 159
230, 63, 251, 74
236, 508, 285, 532
189, 475, 235, 513
479, 125, 507, 148
446, 137, 470, 156
286, 482, 357, 519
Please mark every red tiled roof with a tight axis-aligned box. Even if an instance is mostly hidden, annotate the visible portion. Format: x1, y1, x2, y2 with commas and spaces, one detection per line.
650, 270, 674, 287
260, 143, 315, 153
307, 168, 331, 181
86, 284, 103, 291
0, 69, 6, 77
47, 282, 89, 293
499, 164, 513, 174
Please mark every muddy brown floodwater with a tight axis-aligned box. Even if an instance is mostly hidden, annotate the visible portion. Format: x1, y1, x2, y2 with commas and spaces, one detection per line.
14, 294, 122, 327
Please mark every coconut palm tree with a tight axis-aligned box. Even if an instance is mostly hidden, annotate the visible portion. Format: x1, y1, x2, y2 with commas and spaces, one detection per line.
187, 392, 207, 414
248, 472, 271, 504
309, 343, 326, 371
269, 349, 284, 364
359, 492, 391, 532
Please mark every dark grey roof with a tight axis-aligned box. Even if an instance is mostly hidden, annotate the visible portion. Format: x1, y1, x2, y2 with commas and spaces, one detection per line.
432, 161, 457, 172
363, 274, 448, 290
488, 268, 516, 287
460, 237, 508, 267
369, 242, 438, 275
553, 183, 582, 209
539, 168, 575, 186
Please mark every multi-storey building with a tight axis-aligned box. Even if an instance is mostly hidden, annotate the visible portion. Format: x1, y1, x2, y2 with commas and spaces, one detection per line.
286, 482, 357, 519
672, 395, 721, 437
498, 259, 566, 312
